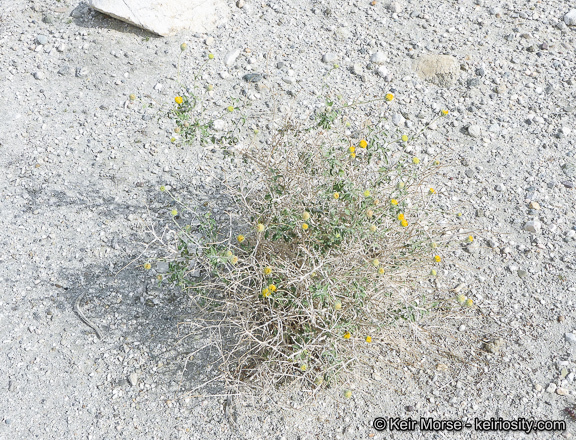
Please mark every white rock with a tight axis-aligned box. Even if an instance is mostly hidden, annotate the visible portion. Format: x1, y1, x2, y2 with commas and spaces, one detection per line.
387, 2, 402, 13
546, 383, 557, 393
370, 52, 387, 65
392, 113, 405, 126
352, 63, 363, 75
128, 372, 139, 387
88, 0, 229, 36
413, 54, 460, 88
564, 9, 576, 26
322, 52, 338, 64
565, 333, 576, 344
523, 220, 541, 233
468, 125, 482, 138
34, 71, 45, 80
376, 66, 388, 78
223, 48, 241, 66
213, 119, 226, 131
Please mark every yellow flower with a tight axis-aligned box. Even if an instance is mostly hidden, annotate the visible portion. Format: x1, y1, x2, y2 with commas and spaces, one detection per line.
401, 219, 408, 227
302, 223, 309, 230
350, 152, 356, 159
344, 389, 352, 398
171, 209, 178, 216
334, 301, 342, 310
237, 235, 245, 243
262, 288, 270, 297
412, 157, 420, 164
159, 185, 166, 192
180, 43, 187, 51
430, 269, 437, 276
429, 188, 435, 194
433, 160, 440, 166
359, 139, 368, 148
302, 212, 310, 221
385, 93, 394, 101
390, 199, 398, 206
434, 255, 441, 263
268, 284, 277, 292
208, 53, 214, 59
170, 137, 176, 143
363, 190, 371, 197
401, 135, 408, 142
129, 93, 136, 101
225, 250, 233, 257
174, 127, 181, 134
397, 213, 405, 221
397, 182, 405, 189
467, 235, 474, 243
157, 274, 163, 281
349, 146, 356, 153
257, 223, 265, 232
227, 105, 234, 112
343, 332, 351, 339
373, 199, 379, 205
365, 336, 372, 343
333, 192, 340, 199
264, 266, 272, 275
372, 258, 380, 266
441, 109, 449, 116
369, 224, 377, 233
231, 256, 239, 265
465, 298, 474, 307
366, 209, 374, 218
314, 377, 324, 386
144, 263, 151, 270
457, 294, 466, 304
175, 96, 183, 104
457, 212, 463, 217
378, 267, 385, 275
300, 364, 307, 372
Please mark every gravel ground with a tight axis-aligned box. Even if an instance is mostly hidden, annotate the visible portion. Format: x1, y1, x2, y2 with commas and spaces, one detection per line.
1, 0, 576, 438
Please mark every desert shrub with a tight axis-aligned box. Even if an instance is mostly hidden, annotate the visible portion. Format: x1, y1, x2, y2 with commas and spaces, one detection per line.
152, 92, 479, 393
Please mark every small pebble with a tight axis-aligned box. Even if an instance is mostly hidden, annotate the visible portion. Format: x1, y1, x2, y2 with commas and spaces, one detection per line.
468, 125, 482, 138
36, 35, 48, 45
224, 49, 241, 67
564, 9, 576, 26
565, 333, 576, 344
34, 71, 45, 80
236, 0, 246, 8
370, 52, 387, 65
322, 53, 338, 64
523, 220, 541, 233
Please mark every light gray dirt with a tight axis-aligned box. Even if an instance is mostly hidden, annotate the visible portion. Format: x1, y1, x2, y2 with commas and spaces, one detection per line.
1, 0, 575, 439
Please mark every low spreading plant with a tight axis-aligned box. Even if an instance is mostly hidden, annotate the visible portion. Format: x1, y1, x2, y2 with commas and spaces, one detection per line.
152, 92, 480, 393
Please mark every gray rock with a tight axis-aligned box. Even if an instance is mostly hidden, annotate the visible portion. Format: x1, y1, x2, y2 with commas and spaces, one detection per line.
58, 66, 71, 76
224, 48, 241, 66
495, 183, 505, 192
322, 52, 338, 64
36, 35, 48, 45
483, 338, 505, 354
564, 9, 576, 26
524, 220, 541, 233
243, 73, 263, 83
369, 52, 387, 65
467, 125, 482, 138
565, 333, 576, 344
413, 54, 460, 88
561, 181, 575, 189
156, 261, 169, 273
546, 383, 557, 393
562, 163, 576, 178
42, 14, 54, 24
